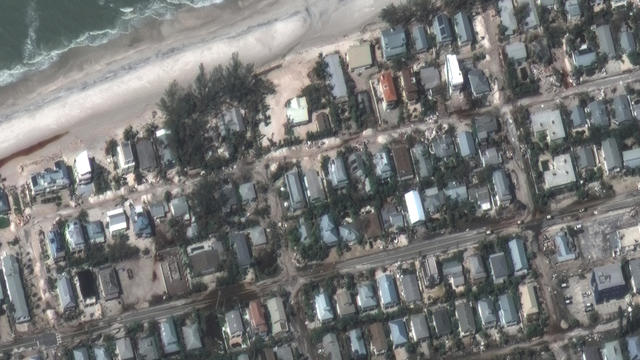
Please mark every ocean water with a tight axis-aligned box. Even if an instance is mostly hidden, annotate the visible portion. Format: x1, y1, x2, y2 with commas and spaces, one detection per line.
0, 0, 225, 87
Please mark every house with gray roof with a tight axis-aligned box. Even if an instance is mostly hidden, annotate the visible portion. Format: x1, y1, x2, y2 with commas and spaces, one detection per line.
85, 220, 105, 244
543, 153, 577, 190
627, 335, 640, 360
338, 223, 359, 244
572, 47, 597, 68
602, 137, 622, 174
591, 263, 627, 304
508, 238, 528, 276
569, 105, 587, 128
182, 323, 203, 351
419, 67, 441, 91
231, 232, 252, 268
399, 273, 422, 304
377, 273, 399, 309
555, 231, 577, 262
266, 296, 289, 336
477, 298, 497, 328
327, 156, 349, 189
620, 31, 636, 54
498, 293, 519, 327
470, 186, 492, 211
432, 14, 454, 45
169, 196, 190, 221
285, 170, 306, 211
411, 25, 429, 53
423, 186, 445, 214
225, 309, 245, 346
247, 226, 267, 247
315, 290, 335, 322
218, 107, 245, 136
2, 254, 30, 323
505, 42, 527, 63
93, 346, 110, 360
431, 306, 452, 337
492, 169, 512, 207
431, 134, 455, 158
611, 95, 633, 125
587, 100, 609, 127
324, 54, 348, 102
455, 300, 477, 336
468, 69, 491, 98
521, 0, 540, 30
421, 255, 441, 288
115, 337, 135, 360
348, 329, 367, 358
575, 146, 596, 171
73, 347, 90, 360
601, 340, 624, 360
409, 313, 430, 341
531, 109, 565, 143
481, 147, 502, 167
381, 28, 407, 60
631, 259, 640, 293
238, 182, 256, 204
498, 0, 517, 36
442, 260, 465, 289
453, 12, 474, 46
565, 0, 581, 20
276, 346, 295, 360
57, 274, 77, 312
474, 115, 499, 144
457, 131, 476, 158
467, 254, 487, 283
389, 319, 409, 348
623, 148, 640, 169
411, 143, 433, 180
356, 282, 378, 311
303, 170, 325, 204
319, 214, 339, 246
444, 181, 468, 202
373, 149, 394, 181
159, 318, 180, 354
489, 252, 510, 284
596, 25, 616, 58
322, 333, 342, 360
138, 336, 160, 360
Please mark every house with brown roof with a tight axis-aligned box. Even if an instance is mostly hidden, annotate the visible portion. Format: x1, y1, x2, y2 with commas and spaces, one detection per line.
249, 300, 268, 336
391, 144, 414, 181
335, 288, 356, 317
368, 322, 387, 355
400, 69, 419, 103
519, 282, 540, 322
379, 71, 398, 110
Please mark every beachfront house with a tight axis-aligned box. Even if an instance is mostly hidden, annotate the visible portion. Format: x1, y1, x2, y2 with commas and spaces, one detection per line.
117, 141, 136, 174
285, 97, 310, 126
74, 151, 93, 185
29, 161, 71, 197
380, 28, 407, 61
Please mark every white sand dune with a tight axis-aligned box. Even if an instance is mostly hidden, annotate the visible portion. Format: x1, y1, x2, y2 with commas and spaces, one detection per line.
0, 0, 391, 174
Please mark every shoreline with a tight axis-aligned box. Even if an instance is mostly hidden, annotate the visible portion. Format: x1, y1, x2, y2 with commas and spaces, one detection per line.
0, 0, 391, 183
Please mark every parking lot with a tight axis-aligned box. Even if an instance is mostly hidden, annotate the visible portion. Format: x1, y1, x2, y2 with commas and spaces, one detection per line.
560, 275, 626, 325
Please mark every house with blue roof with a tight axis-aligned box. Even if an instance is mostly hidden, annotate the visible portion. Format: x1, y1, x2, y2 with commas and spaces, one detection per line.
498, 293, 519, 327
388, 319, 409, 348
432, 14, 454, 45
453, 12, 474, 46
555, 231, 577, 262
315, 290, 335, 323
508, 238, 528, 276
377, 273, 399, 309
626, 335, 640, 360
456, 131, 476, 158
356, 282, 378, 311
159, 318, 180, 354
319, 214, 339, 246
411, 25, 429, 53
477, 298, 497, 328
348, 328, 367, 358
381, 28, 407, 60
48, 228, 65, 262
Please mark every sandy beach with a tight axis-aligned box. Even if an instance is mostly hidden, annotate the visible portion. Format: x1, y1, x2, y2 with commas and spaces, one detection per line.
0, 0, 391, 183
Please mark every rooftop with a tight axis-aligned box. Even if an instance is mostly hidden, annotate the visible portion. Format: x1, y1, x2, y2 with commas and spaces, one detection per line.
543, 153, 576, 190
